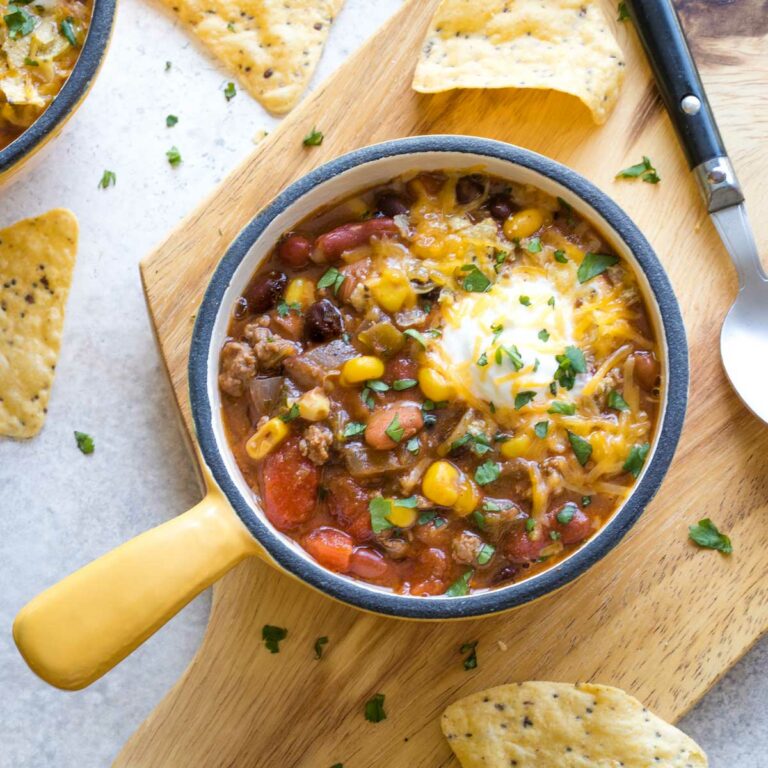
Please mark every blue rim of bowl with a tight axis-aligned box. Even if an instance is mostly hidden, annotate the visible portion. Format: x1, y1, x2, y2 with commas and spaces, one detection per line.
0, 0, 117, 177
190, 135, 689, 620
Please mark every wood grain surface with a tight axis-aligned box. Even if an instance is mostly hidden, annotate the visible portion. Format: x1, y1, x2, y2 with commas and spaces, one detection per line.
117, 1, 768, 765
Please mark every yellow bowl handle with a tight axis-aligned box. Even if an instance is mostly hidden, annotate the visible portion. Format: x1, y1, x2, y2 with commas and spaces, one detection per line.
13, 491, 257, 690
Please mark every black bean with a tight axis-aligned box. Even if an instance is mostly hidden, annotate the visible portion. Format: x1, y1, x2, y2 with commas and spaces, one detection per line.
455, 174, 485, 205
376, 192, 410, 218
245, 270, 287, 313
306, 299, 343, 341
233, 296, 249, 319
488, 194, 514, 221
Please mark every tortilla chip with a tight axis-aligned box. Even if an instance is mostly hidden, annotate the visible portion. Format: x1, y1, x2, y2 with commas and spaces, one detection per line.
442, 682, 708, 767
161, 0, 345, 114
0, 209, 78, 439
413, 0, 625, 124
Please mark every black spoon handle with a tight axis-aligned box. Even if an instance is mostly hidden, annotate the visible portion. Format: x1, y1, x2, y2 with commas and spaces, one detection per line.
624, 0, 744, 210
624, 0, 724, 168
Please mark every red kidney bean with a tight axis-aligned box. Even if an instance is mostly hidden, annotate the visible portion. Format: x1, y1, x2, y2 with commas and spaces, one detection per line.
505, 525, 548, 563
315, 218, 399, 262
245, 270, 287, 313
305, 299, 343, 341
348, 546, 390, 579
455, 174, 485, 205
546, 504, 592, 545
376, 192, 410, 218
278, 233, 313, 268
488, 193, 514, 221
632, 351, 661, 391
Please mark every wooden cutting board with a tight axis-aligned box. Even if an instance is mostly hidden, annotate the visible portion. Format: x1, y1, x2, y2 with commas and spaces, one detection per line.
116, 1, 768, 765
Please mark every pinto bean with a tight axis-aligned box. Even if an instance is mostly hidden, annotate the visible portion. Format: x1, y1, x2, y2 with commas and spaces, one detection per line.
315, 218, 399, 262
278, 233, 313, 268
632, 351, 660, 391
365, 403, 424, 450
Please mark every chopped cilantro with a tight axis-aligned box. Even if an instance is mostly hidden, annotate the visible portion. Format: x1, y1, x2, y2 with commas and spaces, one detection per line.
360, 388, 374, 409
547, 296, 556, 307
446, 570, 473, 596
556, 503, 577, 524
550, 530, 561, 541
554, 345, 587, 390
451, 431, 492, 456
74, 431, 94, 455
554, 249, 568, 263
514, 391, 536, 410
366, 379, 390, 393
303, 127, 324, 147
461, 264, 492, 293
60, 16, 77, 46
525, 517, 536, 533
342, 421, 367, 440
403, 328, 427, 348
23, 56, 37, 66
491, 322, 504, 342
314, 636, 328, 659
460, 640, 478, 670
534, 420, 549, 438
279, 403, 300, 422
369, 497, 393, 534
688, 518, 732, 554
567, 431, 592, 466
418, 510, 446, 527
276, 300, 301, 317
519, 295, 531, 306
166, 146, 182, 167
393, 378, 417, 390
384, 413, 404, 443
623, 442, 650, 477
617, 1, 630, 21
526, 237, 542, 253
548, 401, 576, 415
317, 266, 345, 294
476, 543, 495, 565
166, 114, 179, 127
364, 693, 387, 723
607, 389, 630, 411
5, 6, 36, 39
406, 436, 420, 454
582, 495, 592, 506
475, 460, 501, 486
577, 252, 618, 283
262, 625, 287, 653
498, 344, 524, 371
477, 352, 488, 367
98, 170, 116, 190
473, 510, 488, 530
616, 155, 660, 184
224, 81, 236, 101
165, 60, 172, 71
493, 249, 509, 272
538, 328, 550, 342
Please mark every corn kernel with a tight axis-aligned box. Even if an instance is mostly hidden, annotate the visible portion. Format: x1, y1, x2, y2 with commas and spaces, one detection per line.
422, 460, 461, 507
453, 479, 480, 516
245, 417, 289, 460
339, 355, 385, 386
284, 277, 315, 309
503, 208, 546, 241
500, 434, 532, 459
298, 388, 330, 421
418, 367, 455, 402
370, 269, 413, 313
387, 503, 418, 528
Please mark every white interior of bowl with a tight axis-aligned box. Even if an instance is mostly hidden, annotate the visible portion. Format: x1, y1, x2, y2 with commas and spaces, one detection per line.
204, 150, 669, 598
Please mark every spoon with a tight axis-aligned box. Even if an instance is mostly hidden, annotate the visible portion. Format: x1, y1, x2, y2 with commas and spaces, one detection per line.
626, 0, 768, 424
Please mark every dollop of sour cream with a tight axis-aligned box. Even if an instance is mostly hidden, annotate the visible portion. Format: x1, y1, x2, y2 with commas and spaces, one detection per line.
430, 268, 581, 414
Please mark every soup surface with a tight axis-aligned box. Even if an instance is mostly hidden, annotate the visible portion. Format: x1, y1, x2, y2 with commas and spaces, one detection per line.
219, 170, 661, 596
0, 0, 92, 149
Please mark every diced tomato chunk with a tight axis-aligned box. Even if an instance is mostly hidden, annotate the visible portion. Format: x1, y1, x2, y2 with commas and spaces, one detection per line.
303, 527, 354, 572
385, 355, 419, 383
261, 438, 319, 532
408, 547, 450, 596
325, 472, 373, 543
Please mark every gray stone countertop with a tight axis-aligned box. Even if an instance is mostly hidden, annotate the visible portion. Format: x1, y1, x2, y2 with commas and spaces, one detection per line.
0, 1, 765, 765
